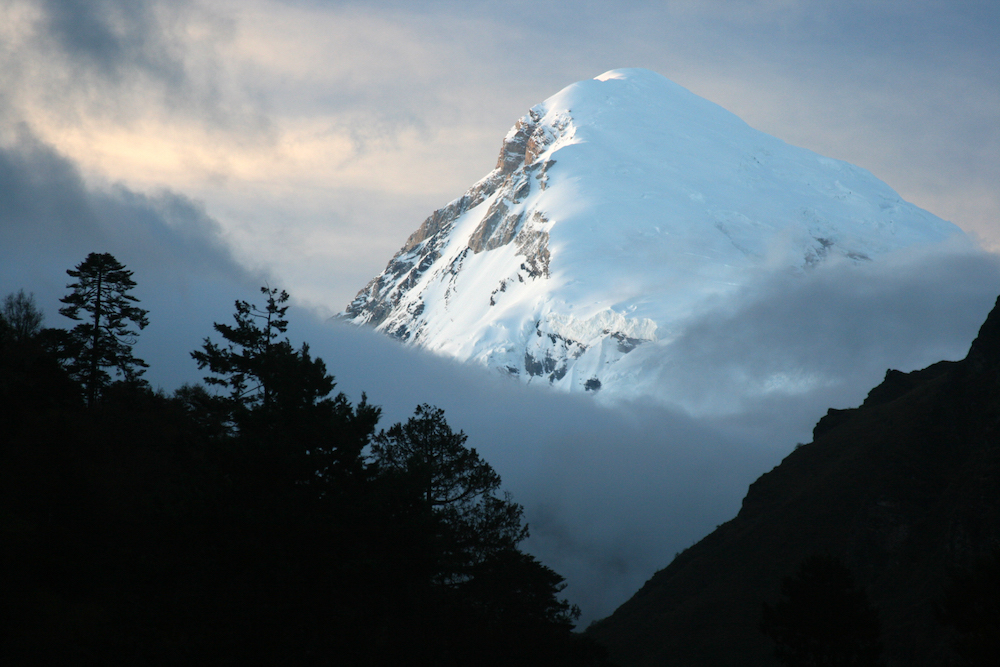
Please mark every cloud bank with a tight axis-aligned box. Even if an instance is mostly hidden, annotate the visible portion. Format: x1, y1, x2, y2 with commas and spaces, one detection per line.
300, 245, 1000, 624
4, 128, 1000, 625
0, 126, 262, 390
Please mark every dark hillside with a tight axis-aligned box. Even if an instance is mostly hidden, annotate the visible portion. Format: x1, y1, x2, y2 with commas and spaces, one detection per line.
0, 281, 612, 666
588, 296, 1000, 666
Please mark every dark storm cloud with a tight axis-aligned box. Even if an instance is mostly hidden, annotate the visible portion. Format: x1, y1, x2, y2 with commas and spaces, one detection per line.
0, 127, 92, 249
0, 126, 261, 390
0, 125, 237, 266
37, 0, 186, 86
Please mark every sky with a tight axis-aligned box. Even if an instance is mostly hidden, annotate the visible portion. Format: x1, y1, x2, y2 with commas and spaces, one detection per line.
2, 0, 1000, 626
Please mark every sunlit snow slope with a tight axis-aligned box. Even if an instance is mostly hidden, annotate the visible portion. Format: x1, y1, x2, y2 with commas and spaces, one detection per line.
341, 69, 965, 402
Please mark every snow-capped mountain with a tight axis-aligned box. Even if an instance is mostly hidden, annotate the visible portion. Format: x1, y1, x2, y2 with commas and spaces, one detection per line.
341, 69, 965, 402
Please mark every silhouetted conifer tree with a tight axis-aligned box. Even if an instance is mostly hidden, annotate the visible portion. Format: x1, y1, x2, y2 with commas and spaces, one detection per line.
58, 252, 148, 406
192, 286, 289, 425
369, 405, 588, 667
191, 286, 380, 479
3, 275, 609, 666
371, 404, 529, 581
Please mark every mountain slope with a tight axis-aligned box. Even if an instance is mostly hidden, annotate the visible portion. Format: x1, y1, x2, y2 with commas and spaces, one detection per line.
586, 294, 1000, 666
341, 69, 965, 401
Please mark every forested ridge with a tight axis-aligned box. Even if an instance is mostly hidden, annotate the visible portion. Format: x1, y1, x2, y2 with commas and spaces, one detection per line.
0, 255, 611, 665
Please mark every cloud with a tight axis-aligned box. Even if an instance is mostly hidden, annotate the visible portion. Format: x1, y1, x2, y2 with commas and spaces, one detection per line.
292, 243, 1000, 626
37, 0, 187, 85
289, 317, 784, 625
0, 126, 262, 390
2, 0, 267, 161
648, 243, 1000, 416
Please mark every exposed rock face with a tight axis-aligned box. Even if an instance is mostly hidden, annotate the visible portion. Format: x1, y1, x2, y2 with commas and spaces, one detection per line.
343, 110, 562, 338
587, 295, 1000, 667
346, 180, 497, 331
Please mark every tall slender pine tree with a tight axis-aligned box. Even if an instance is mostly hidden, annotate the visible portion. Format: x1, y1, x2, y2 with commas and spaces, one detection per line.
59, 252, 149, 406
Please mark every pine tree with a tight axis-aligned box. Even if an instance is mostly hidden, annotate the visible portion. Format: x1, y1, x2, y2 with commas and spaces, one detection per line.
58, 253, 149, 406
368, 405, 586, 665
371, 404, 529, 582
190, 285, 381, 472
192, 286, 289, 413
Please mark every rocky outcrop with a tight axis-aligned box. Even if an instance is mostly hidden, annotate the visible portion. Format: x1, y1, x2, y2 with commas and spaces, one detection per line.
515, 215, 551, 279
343, 108, 564, 331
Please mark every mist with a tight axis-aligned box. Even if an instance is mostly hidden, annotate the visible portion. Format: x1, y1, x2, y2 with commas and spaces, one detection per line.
3, 130, 1000, 626
291, 245, 1000, 624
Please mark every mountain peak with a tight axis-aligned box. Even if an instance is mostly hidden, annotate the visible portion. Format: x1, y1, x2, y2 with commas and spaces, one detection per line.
341, 70, 966, 402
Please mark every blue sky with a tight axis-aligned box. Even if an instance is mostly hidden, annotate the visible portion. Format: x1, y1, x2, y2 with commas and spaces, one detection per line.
2, 0, 999, 625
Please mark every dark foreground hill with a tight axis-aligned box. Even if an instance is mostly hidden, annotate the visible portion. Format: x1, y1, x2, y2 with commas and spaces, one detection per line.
588, 296, 1000, 666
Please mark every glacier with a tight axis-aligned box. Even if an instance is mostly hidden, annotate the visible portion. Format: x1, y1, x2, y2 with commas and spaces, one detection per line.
341, 68, 966, 405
